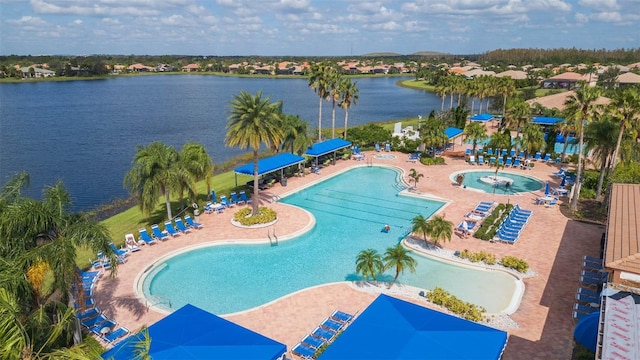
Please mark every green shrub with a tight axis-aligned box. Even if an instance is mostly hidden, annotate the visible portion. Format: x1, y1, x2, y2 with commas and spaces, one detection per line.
233, 207, 277, 226
473, 203, 513, 241
420, 157, 445, 166
457, 249, 497, 265
501, 256, 529, 273
426, 287, 486, 322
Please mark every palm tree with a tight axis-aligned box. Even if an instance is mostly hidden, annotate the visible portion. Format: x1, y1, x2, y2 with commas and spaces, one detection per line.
520, 124, 545, 159
383, 243, 417, 286
407, 168, 424, 188
584, 113, 618, 201
434, 80, 447, 111
425, 215, 454, 246
124, 142, 191, 220
309, 62, 331, 141
420, 117, 449, 158
504, 98, 531, 155
497, 77, 516, 118
355, 249, 384, 282
179, 142, 212, 206
281, 114, 313, 155
564, 82, 602, 210
463, 122, 488, 154
338, 77, 359, 139
410, 214, 430, 247
328, 67, 341, 138
610, 88, 640, 170
225, 91, 284, 216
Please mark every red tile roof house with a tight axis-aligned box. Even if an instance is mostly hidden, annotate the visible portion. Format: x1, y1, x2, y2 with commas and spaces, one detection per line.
541, 71, 590, 90
128, 63, 155, 72
181, 64, 200, 72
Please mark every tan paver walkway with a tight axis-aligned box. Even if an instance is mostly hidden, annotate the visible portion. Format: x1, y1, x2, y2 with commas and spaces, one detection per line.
93, 148, 603, 360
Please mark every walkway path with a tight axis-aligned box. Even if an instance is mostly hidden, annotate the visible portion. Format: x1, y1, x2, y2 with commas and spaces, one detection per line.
93, 149, 603, 360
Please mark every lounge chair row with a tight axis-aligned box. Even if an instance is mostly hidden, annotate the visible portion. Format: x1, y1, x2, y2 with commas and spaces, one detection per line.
137, 215, 203, 244
76, 307, 130, 343
494, 204, 532, 244
457, 201, 494, 237
467, 148, 560, 163
291, 310, 355, 359
205, 190, 252, 214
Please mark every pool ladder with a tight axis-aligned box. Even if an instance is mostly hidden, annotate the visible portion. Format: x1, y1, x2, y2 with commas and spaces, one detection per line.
146, 295, 172, 310
268, 229, 278, 246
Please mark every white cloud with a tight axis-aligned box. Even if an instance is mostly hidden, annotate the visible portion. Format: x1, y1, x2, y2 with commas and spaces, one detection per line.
7, 15, 47, 26
73, 19, 82, 24
590, 11, 623, 22
579, 0, 620, 11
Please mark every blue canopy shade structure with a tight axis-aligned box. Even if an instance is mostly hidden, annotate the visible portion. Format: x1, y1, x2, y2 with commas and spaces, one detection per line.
532, 117, 564, 125
574, 311, 600, 352
234, 153, 305, 176
320, 294, 508, 360
470, 113, 494, 122
444, 127, 464, 140
305, 138, 352, 157
102, 304, 286, 360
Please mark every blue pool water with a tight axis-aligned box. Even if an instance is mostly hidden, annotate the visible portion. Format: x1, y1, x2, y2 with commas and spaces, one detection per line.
143, 167, 519, 314
456, 170, 544, 195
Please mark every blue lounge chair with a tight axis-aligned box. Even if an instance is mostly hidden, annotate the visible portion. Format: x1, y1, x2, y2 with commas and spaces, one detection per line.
581, 270, 607, 282
505, 157, 513, 167
573, 309, 593, 321
583, 255, 602, 265
577, 287, 601, 298
77, 307, 100, 320
81, 314, 110, 329
512, 158, 521, 168
489, 156, 496, 165
580, 275, 604, 287
320, 318, 344, 332
184, 215, 203, 229
174, 218, 192, 233
103, 327, 129, 343
164, 221, 181, 237
239, 191, 252, 204
515, 204, 532, 215
532, 152, 541, 161
465, 148, 471, 156
509, 150, 516, 157
78, 269, 101, 282
576, 293, 601, 305
231, 191, 245, 205
517, 151, 525, 160
331, 310, 354, 323
583, 261, 602, 271
468, 155, 476, 165
498, 157, 504, 166
220, 195, 235, 208
301, 334, 325, 349
74, 297, 95, 310
551, 168, 566, 177
292, 343, 316, 359
109, 243, 128, 257
477, 155, 485, 165
477, 147, 483, 154
501, 149, 508, 156
574, 303, 599, 315
151, 224, 169, 241
311, 326, 335, 341
542, 153, 551, 162
487, 148, 493, 155
375, 143, 381, 152
385, 143, 391, 152
138, 228, 157, 245
89, 319, 117, 336
545, 197, 559, 208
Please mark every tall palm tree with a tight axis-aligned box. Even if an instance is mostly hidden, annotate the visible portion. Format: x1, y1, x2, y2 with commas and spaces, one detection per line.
434, 80, 447, 111
420, 117, 449, 158
497, 77, 516, 118
564, 82, 602, 210
411, 214, 430, 247
610, 88, 640, 170
308, 62, 331, 141
338, 77, 359, 139
124, 142, 191, 220
179, 142, 212, 206
328, 67, 341, 139
584, 113, 618, 201
555, 118, 576, 162
520, 124, 545, 159
425, 215, 454, 246
225, 91, 284, 216
355, 249, 384, 282
504, 98, 531, 155
383, 244, 417, 286
463, 122, 488, 154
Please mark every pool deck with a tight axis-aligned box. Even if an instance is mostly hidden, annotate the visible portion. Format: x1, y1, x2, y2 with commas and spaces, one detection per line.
93, 151, 603, 360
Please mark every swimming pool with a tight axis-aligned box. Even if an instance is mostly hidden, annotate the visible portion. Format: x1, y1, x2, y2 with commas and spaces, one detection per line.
453, 170, 544, 195
141, 167, 521, 315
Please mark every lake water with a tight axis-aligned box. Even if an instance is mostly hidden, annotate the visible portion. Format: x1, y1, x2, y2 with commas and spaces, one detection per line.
0, 75, 440, 211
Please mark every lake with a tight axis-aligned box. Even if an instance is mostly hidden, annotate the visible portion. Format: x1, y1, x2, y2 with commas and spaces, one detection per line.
0, 75, 441, 211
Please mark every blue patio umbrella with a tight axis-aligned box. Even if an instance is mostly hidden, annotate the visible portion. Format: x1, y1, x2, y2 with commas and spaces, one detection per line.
544, 182, 550, 196
573, 311, 600, 352
211, 189, 217, 203
559, 174, 567, 188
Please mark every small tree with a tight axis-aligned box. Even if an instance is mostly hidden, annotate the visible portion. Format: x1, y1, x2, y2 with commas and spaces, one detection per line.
383, 243, 417, 286
407, 168, 424, 188
355, 249, 384, 283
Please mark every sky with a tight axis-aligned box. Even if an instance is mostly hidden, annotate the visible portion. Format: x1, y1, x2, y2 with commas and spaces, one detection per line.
1, 0, 639, 56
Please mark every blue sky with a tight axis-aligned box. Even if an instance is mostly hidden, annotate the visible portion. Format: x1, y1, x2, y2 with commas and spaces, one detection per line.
1, 0, 639, 56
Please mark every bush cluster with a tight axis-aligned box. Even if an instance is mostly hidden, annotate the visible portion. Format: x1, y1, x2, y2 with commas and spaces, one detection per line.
233, 207, 277, 226
426, 287, 486, 322
420, 157, 445, 166
473, 203, 514, 241
457, 249, 497, 265
500, 256, 529, 273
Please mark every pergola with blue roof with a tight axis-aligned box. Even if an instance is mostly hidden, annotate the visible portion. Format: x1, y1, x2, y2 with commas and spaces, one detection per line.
444, 126, 464, 150
305, 138, 352, 166
532, 117, 564, 125
470, 113, 495, 122
102, 304, 286, 360
320, 294, 508, 360
234, 152, 305, 187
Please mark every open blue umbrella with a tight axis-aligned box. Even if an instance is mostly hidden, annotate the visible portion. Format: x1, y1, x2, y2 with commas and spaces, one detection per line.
573, 311, 600, 352
211, 189, 217, 203
560, 174, 567, 188
544, 182, 550, 196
